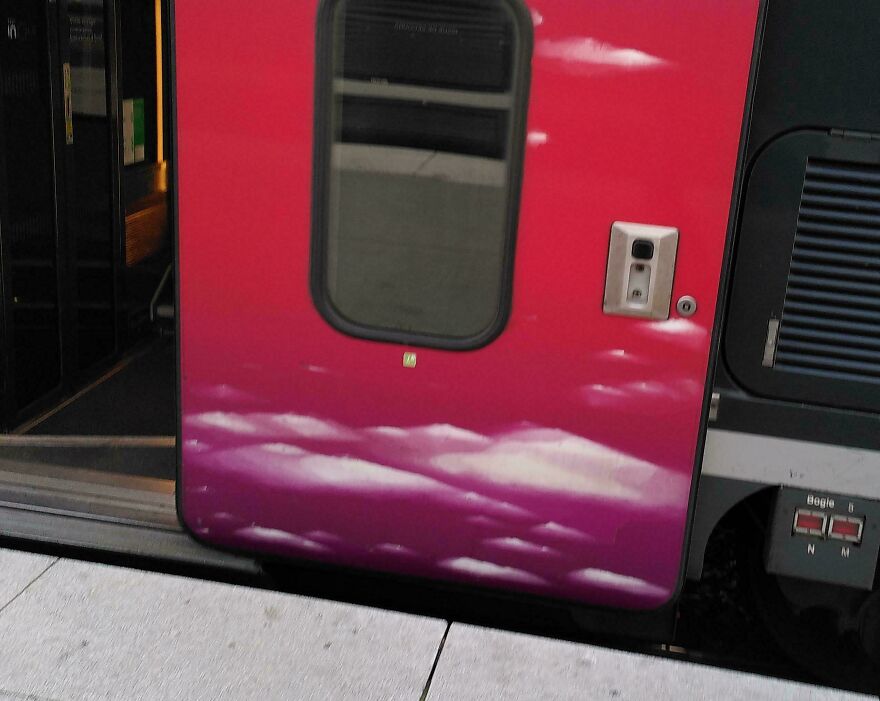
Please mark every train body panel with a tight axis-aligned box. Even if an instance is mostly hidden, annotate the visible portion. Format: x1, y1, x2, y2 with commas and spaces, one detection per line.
175, 0, 759, 609
691, 0, 880, 598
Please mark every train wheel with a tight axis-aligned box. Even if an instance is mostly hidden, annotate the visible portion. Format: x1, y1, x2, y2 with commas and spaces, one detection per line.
858, 589, 880, 670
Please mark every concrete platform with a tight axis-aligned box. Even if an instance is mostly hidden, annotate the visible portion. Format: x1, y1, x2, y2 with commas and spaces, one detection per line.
427, 625, 874, 701
0, 548, 873, 701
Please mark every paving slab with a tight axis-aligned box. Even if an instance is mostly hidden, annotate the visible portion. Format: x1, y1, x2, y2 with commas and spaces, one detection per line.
0, 549, 55, 610
0, 556, 446, 701
0, 693, 62, 701
427, 624, 875, 701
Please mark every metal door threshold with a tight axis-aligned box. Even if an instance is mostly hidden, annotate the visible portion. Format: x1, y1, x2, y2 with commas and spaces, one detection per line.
0, 459, 258, 574
0, 433, 176, 481
0, 455, 178, 527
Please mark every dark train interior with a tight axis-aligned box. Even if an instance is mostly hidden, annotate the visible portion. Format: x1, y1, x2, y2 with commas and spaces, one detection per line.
0, 0, 177, 528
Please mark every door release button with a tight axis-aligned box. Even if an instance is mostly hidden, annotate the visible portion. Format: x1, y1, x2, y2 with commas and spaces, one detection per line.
604, 222, 679, 320
632, 240, 655, 260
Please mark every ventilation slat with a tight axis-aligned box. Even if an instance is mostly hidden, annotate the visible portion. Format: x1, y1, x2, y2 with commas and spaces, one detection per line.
787, 273, 880, 297
797, 220, 880, 243
777, 339, 880, 362
774, 157, 880, 385
785, 300, 880, 323
773, 363, 880, 386
800, 207, 880, 228
775, 351, 880, 377
786, 287, 880, 310
783, 312, 880, 337
780, 326, 880, 351
806, 162, 880, 184
791, 247, 879, 268
801, 193, 880, 212
790, 260, 880, 282
795, 235, 880, 256
803, 180, 880, 199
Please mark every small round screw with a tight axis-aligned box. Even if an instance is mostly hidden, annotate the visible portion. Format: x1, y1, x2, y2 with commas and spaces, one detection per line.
676, 296, 698, 317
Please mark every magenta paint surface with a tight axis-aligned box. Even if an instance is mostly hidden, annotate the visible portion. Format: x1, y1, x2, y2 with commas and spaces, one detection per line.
175, 0, 759, 609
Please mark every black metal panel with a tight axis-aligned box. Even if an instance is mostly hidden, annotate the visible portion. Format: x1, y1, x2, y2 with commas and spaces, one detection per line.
725, 131, 880, 414
715, 0, 880, 443
745, 0, 880, 164
766, 487, 880, 591
0, 0, 64, 425
711, 363, 880, 453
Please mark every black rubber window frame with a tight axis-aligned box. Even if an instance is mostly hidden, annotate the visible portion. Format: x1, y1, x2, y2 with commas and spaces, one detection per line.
309, 0, 533, 351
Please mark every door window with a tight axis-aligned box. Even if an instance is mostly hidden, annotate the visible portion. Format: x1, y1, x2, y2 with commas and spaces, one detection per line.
312, 0, 531, 349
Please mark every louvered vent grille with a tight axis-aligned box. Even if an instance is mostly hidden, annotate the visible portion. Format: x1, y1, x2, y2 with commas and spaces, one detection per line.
775, 159, 880, 383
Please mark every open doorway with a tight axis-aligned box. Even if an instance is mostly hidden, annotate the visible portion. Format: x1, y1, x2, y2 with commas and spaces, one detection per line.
0, 0, 176, 527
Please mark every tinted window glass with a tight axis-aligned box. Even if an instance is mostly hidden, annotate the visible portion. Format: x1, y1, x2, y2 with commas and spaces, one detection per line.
313, 0, 530, 348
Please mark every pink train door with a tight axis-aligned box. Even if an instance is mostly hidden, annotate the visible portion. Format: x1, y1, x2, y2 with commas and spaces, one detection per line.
175, 0, 760, 610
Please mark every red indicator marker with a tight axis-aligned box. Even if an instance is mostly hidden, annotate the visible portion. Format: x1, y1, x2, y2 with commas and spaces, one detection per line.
829, 516, 863, 544
796, 513, 823, 530
793, 509, 826, 537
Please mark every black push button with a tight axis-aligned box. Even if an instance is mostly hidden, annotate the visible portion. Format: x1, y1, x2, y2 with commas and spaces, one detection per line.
632, 240, 655, 260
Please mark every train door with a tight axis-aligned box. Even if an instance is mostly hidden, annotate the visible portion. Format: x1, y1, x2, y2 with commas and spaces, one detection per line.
176, 0, 760, 612
0, 0, 65, 423
65, 0, 120, 377
65, 0, 172, 378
